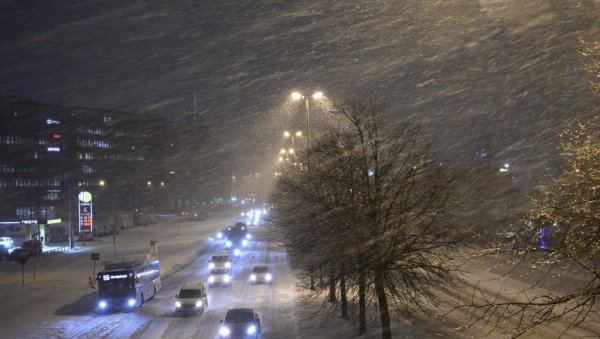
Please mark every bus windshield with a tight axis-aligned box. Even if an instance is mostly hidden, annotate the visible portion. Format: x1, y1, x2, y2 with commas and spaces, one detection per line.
98, 271, 135, 297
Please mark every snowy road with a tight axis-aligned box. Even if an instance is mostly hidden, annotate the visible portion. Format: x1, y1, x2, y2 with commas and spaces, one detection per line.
0, 213, 299, 339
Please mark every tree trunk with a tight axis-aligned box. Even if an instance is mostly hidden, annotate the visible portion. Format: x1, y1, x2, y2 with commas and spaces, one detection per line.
328, 271, 336, 302
375, 270, 392, 339
358, 272, 366, 335
340, 274, 348, 319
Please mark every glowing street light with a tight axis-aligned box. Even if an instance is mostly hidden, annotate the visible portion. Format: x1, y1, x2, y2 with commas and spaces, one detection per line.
284, 130, 302, 148
291, 91, 324, 152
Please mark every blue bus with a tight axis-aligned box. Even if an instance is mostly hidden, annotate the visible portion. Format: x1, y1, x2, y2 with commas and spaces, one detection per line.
97, 256, 161, 311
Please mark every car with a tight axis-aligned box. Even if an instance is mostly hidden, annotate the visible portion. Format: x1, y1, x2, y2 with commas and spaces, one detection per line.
249, 265, 273, 285
7, 248, 29, 263
208, 252, 231, 270
208, 268, 232, 287
219, 308, 261, 339
174, 282, 208, 315
0, 237, 15, 250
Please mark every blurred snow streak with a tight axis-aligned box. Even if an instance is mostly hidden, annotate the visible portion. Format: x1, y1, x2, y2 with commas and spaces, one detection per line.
0, 0, 599, 183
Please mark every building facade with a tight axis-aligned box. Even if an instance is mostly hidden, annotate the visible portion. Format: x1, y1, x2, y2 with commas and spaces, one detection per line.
0, 97, 230, 239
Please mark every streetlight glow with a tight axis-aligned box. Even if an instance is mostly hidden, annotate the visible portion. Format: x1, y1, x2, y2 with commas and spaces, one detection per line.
295, 131, 302, 137
283, 131, 291, 137
312, 91, 323, 99
99, 180, 105, 186
291, 92, 303, 100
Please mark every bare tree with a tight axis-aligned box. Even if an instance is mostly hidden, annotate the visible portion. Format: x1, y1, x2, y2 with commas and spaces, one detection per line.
271, 97, 462, 338
463, 39, 600, 337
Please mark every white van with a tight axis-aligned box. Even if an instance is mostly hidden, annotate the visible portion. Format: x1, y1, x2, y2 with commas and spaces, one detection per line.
175, 282, 208, 315
208, 252, 231, 270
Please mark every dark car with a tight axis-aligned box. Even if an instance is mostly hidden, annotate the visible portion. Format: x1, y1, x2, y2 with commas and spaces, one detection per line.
8, 248, 29, 263
219, 308, 261, 339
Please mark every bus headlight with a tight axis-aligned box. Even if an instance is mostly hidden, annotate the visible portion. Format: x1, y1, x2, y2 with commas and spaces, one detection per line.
128, 298, 136, 307
209, 262, 215, 269
224, 275, 231, 283
219, 326, 230, 336
242, 239, 248, 247
233, 248, 241, 256
175, 301, 182, 308
208, 276, 215, 283
98, 300, 107, 309
217, 232, 223, 239
195, 300, 203, 307
226, 241, 232, 248
225, 262, 231, 268
246, 234, 251, 239
265, 273, 272, 281
247, 324, 257, 334
250, 274, 256, 281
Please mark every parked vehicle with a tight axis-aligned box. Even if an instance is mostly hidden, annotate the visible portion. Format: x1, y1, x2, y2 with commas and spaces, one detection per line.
174, 282, 208, 315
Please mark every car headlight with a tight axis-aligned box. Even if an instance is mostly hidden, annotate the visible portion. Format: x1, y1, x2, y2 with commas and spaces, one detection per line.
209, 262, 215, 269
128, 298, 136, 307
242, 239, 248, 247
250, 274, 256, 281
225, 262, 231, 268
247, 324, 256, 335
224, 275, 231, 283
217, 232, 223, 239
195, 300, 203, 307
233, 248, 240, 256
219, 326, 230, 336
208, 276, 215, 283
175, 301, 182, 308
265, 273, 272, 281
98, 300, 107, 309
246, 234, 251, 239
226, 241, 232, 248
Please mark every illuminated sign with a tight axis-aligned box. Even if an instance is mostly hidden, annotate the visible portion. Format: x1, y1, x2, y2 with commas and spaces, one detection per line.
102, 274, 129, 281
52, 134, 61, 139
78, 191, 93, 234
46, 118, 60, 125
47, 147, 61, 152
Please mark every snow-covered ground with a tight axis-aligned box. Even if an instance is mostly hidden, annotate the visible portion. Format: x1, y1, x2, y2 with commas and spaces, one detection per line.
2, 211, 598, 338
0, 211, 440, 338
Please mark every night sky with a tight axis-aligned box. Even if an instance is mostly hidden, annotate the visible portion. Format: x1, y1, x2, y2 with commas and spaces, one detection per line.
1, 0, 599, 181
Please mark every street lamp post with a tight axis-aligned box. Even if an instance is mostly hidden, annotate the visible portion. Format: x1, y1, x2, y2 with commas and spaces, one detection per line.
283, 130, 302, 149
291, 91, 323, 173
291, 91, 323, 152
291, 91, 323, 291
